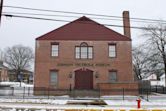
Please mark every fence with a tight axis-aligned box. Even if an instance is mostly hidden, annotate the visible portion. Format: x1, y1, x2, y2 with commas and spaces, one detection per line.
0, 86, 166, 101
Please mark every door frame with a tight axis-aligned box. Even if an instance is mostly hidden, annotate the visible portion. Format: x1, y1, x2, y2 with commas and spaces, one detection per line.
74, 68, 94, 90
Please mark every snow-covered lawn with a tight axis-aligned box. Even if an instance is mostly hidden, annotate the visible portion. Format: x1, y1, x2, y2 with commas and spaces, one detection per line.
105, 99, 166, 106
0, 99, 166, 111
0, 97, 166, 106
0, 98, 68, 105
0, 95, 166, 110
0, 82, 33, 96
0, 82, 33, 87
0, 82, 166, 110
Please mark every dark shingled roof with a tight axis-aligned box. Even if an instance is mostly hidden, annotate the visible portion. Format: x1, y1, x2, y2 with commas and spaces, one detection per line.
36, 16, 131, 41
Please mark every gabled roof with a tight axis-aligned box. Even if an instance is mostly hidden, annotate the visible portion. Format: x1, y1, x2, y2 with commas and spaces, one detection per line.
160, 73, 165, 78
36, 16, 131, 41
8, 69, 33, 75
0, 61, 8, 69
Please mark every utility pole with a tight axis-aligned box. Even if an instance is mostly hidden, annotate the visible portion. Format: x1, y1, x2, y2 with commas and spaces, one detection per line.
0, 0, 4, 25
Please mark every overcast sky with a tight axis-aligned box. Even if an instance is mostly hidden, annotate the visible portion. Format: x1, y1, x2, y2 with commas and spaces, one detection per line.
0, 0, 166, 50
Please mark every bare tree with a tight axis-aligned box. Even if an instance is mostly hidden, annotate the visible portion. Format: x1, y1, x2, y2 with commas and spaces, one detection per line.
4, 45, 34, 81
0, 48, 4, 61
132, 46, 149, 80
143, 23, 166, 84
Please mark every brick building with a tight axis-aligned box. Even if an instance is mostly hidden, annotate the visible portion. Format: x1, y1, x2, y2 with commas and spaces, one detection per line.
8, 69, 33, 84
34, 11, 138, 95
0, 61, 9, 82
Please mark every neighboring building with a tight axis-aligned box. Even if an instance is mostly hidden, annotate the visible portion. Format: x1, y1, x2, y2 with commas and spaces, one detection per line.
8, 69, 33, 84
29, 72, 34, 84
0, 61, 9, 82
146, 74, 157, 80
143, 74, 159, 86
34, 11, 138, 95
160, 74, 165, 86
143, 73, 157, 81
143, 73, 166, 86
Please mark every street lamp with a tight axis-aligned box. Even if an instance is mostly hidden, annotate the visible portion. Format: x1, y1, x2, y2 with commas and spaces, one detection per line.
95, 72, 99, 78
68, 72, 73, 78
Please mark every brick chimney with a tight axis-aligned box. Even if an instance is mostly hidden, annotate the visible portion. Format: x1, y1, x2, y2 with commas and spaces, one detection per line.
123, 11, 131, 38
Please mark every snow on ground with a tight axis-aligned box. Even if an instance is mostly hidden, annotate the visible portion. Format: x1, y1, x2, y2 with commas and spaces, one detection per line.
0, 82, 166, 110
0, 82, 33, 87
0, 102, 166, 110
0, 82, 34, 96
0, 98, 68, 105
105, 99, 166, 106
0, 96, 166, 110
0, 108, 47, 111
0, 97, 166, 106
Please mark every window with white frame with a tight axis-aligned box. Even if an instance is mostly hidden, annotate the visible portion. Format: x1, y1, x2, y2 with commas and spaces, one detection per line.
109, 44, 116, 57
51, 43, 59, 57
75, 47, 80, 59
75, 42, 93, 59
109, 71, 117, 82
50, 70, 58, 86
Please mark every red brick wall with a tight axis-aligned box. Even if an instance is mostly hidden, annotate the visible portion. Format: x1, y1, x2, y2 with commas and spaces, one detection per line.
98, 82, 138, 95
0, 68, 8, 81
34, 40, 134, 90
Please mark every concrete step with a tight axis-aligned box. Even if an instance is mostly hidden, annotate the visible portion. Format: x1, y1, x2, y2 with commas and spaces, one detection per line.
70, 90, 100, 97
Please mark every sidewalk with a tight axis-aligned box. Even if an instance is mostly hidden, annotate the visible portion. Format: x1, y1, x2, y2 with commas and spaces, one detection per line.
0, 101, 166, 110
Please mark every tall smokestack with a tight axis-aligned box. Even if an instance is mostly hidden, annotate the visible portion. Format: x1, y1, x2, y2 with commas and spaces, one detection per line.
123, 11, 131, 38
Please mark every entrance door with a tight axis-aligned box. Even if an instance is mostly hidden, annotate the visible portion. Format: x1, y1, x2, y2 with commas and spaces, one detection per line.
75, 69, 93, 90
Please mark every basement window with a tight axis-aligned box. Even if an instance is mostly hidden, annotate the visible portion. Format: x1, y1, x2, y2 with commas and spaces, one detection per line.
109, 71, 117, 83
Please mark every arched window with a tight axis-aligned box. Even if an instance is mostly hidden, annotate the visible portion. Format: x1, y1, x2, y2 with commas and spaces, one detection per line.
75, 42, 93, 59
80, 42, 88, 47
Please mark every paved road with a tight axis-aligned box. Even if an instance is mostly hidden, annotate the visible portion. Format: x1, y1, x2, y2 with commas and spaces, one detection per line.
0, 102, 165, 110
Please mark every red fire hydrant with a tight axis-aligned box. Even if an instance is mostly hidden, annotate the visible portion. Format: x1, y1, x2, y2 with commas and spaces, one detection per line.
136, 98, 141, 109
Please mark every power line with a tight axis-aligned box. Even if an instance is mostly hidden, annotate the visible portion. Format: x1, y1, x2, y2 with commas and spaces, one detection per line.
3, 5, 166, 23
3, 12, 79, 18
3, 11, 165, 24
3, 14, 70, 22
2, 14, 159, 30
3, 12, 123, 21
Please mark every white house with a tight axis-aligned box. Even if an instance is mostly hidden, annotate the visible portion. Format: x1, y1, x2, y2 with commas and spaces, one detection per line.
160, 74, 165, 87
143, 74, 160, 86
144, 73, 157, 80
